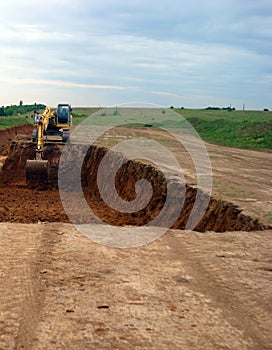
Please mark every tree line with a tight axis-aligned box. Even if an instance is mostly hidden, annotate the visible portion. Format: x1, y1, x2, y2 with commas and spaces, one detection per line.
0, 103, 45, 117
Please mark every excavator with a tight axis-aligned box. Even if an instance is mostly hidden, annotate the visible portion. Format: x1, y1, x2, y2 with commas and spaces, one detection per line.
26, 104, 72, 184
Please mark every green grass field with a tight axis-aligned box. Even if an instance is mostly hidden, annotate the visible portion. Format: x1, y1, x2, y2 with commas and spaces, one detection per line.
175, 109, 272, 150
0, 115, 32, 129
72, 107, 102, 124
1, 107, 271, 150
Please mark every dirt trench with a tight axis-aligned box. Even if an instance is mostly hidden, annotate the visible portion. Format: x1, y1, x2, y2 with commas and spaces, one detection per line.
0, 124, 33, 156
0, 135, 266, 232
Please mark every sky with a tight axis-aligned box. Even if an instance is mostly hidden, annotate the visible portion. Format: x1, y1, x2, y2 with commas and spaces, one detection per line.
0, 0, 271, 109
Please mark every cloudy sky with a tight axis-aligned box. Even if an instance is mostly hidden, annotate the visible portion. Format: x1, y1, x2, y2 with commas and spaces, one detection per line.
0, 0, 271, 109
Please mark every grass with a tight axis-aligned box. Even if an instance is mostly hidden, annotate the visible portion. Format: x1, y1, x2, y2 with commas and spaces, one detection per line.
0, 115, 32, 129
77, 107, 183, 127
186, 117, 272, 150
265, 212, 272, 224
173, 109, 272, 150
72, 107, 101, 124
175, 108, 272, 122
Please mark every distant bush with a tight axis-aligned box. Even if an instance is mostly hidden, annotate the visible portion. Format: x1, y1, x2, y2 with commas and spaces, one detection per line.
113, 107, 119, 116
205, 106, 235, 111
264, 108, 269, 112
205, 107, 221, 110
222, 107, 235, 111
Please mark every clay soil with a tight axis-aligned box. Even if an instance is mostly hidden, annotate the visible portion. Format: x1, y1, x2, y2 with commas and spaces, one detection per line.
0, 125, 271, 350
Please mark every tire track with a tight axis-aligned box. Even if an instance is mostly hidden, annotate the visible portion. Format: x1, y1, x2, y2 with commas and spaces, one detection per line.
167, 230, 272, 350
15, 224, 62, 350
0, 225, 39, 350
0, 223, 61, 350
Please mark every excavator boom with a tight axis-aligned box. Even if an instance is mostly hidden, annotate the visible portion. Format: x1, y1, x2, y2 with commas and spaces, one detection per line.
26, 114, 49, 185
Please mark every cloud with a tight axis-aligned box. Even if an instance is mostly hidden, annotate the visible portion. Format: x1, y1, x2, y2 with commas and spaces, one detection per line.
1, 78, 126, 90
0, 0, 271, 108
151, 91, 180, 98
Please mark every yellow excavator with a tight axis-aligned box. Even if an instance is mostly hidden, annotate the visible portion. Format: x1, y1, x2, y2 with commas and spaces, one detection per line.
26, 104, 72, 184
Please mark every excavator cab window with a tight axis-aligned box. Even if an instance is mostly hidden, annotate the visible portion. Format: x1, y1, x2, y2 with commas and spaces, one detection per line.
57, 105, 70, 124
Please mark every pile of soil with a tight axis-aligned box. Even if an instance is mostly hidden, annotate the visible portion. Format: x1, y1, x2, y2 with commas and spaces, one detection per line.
0, 136, 266, 232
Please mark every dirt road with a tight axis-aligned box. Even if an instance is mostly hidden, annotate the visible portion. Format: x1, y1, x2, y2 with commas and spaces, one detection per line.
0, 223, 271, 350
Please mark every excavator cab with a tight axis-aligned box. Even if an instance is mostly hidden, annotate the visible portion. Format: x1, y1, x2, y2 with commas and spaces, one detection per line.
57, 104, 72, 125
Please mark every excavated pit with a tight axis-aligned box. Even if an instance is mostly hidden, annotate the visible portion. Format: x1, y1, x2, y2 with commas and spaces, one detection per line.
0, 133, 266, 232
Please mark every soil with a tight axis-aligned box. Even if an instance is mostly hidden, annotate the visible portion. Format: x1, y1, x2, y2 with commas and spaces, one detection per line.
0, 124, 33, 156
0, 224, 271, 350
0, 125, 271, 349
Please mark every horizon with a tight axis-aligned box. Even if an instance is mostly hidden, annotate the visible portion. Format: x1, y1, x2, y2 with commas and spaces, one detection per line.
1, 101, 269, 112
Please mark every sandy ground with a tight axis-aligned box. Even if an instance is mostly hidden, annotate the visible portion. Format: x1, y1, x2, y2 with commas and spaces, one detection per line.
0, 125, 271, 349
0, 223, 271, 350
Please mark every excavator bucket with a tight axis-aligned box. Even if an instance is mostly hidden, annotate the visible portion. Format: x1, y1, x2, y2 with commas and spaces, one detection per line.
26, 159, 49, 186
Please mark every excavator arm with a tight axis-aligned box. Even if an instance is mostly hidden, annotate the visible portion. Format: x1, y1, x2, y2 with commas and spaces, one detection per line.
26, 110, 50, 185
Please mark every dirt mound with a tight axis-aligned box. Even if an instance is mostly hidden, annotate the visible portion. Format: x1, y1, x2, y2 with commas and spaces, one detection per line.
0, 138, 266, 232
0, 124, 33, 156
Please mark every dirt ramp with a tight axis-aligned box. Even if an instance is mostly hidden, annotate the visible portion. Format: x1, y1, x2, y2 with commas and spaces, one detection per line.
1, 139, 266, 232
